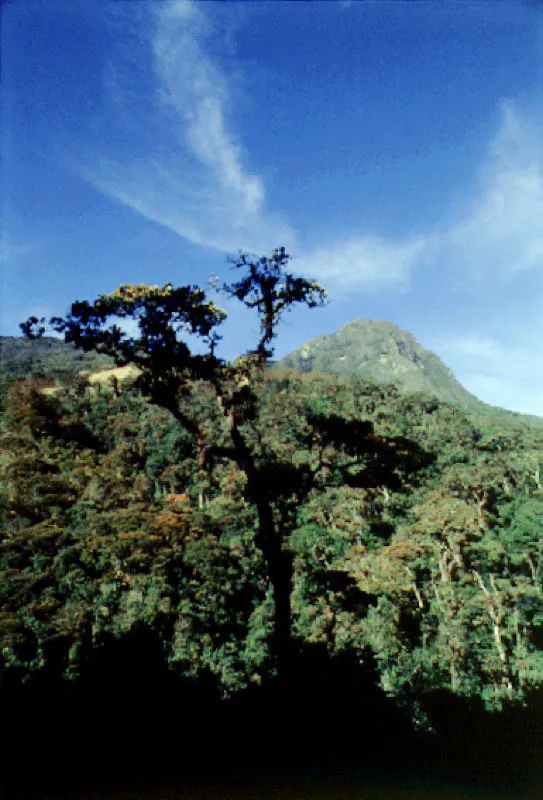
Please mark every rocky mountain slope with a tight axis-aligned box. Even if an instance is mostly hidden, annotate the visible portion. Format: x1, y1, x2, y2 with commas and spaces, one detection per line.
278, 318, 543, 428
279, 318, 480, 408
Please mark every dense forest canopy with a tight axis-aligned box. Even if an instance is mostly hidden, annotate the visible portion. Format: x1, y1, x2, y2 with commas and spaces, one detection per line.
2, 249, 543, 732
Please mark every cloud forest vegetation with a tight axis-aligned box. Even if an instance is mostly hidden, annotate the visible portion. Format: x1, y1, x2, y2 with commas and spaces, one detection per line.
2, 249, 543, 757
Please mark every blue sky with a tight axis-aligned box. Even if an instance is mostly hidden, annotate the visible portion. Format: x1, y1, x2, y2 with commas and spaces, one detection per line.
2, 0, 543, 415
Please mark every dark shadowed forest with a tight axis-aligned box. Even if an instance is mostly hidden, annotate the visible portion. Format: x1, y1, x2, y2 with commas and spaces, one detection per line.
1, 252, 542, 799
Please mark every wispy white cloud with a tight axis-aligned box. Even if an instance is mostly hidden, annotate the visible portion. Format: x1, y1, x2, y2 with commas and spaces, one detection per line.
435, 333, 543, 416
294, 233, 434, 295
89, 157, 294, 253
153, 0, 263, 214
443, 102, 543, 284
87, 0, 295, 254
421, 103, 543, 414
295, 103, 543, 294
88, 3, 542, 308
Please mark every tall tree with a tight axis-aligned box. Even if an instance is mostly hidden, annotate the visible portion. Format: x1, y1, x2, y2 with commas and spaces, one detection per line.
21, 248, 327, 684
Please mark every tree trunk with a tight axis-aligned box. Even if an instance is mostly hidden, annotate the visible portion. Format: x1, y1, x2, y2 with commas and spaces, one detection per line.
200, 379, 295, 688
228, 420, 294, 686
253, 492, 294, 682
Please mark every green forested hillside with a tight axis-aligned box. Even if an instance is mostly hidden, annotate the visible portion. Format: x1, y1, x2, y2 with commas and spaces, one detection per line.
2, 366, 542, 720
4, 321, 542, 430
280, 318, 478, 407
1, 255, 542, 751
0, 335, 114, 378
0, 335, 114, 408
279, 318, 543, 430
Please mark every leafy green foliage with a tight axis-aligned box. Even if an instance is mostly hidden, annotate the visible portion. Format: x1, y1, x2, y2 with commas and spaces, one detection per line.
217, 247, 327, 358
2, 251, 542, 728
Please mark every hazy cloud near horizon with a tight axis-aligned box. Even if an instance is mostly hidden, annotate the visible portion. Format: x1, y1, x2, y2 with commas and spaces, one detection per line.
434, 332, 543, 417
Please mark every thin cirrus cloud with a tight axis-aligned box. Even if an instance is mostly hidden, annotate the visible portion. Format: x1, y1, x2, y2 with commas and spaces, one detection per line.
88, 1, 542, 303
294, 234, 435, 296
443, 102, 543, 285
303, 103, 543, 294
428, 103, 543, 414
88, 0, 295, 255
436, 333, 543, 416
153, 0, 263, 215
89, 0, 434, 293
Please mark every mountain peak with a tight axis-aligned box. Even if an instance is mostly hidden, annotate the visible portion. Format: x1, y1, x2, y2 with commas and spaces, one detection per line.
279, 318, 480, 408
